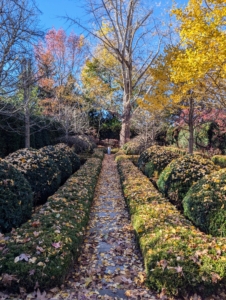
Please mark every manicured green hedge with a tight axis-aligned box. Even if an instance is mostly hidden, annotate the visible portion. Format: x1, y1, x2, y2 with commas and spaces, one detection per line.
123, 136, 153, 155
39, 145, 72, 184
53, 143, 80, 173
139, 146, 180, 179
0, 151, 103, 292
183, 168, 226, 237
118, 158, 226, 297
5, 149, 61, 205
157, 154, 217, 209
212, 155, 226, 168
0, 159, 33, 233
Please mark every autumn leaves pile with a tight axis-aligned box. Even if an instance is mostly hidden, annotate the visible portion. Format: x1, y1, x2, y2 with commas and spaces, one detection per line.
0, 146, 103, 291
118, 147, 226, 297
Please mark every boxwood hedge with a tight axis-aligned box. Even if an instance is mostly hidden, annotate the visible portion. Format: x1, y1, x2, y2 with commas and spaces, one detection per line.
39, 145, 72, 184
53, 143, 80, 173
138, 146, 179, 179
5, 149, 61, 205
0, 150, 103, 292
118, 158, 226, 297
157, 154, 217, 209
0, 159, 33, 233
183, 168, 226, 237
212, 155, 226, 168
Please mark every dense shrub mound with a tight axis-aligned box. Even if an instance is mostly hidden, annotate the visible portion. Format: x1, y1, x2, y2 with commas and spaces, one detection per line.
39, 145, 72, 184
0, 151, 104, 292
0, 159, 33, 233
157, 154, 217, 208
118, 158, 226, 297
60, 135, 96, 153
5, 149, 61, 205
183, 168, 226, 236
212, 155, 226, 168
138, 146, 179, 179
53, 143, 80, 173
123, 135, 153, 155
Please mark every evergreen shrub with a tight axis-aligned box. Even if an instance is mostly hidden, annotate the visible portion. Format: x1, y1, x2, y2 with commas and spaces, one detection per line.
5, 149, 61, 205
212, 155, 226, 168
118, 159, 226, 297
183, 168, 226, 237
0, 159, 33, 233
157, 154, 217, 209
138, 146, 179, 179
39, 145, 72, 184
0, 151, 103, 292
53, 143, 80, 173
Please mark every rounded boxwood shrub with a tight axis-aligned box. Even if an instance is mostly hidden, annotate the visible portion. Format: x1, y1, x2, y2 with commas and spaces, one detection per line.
139, 147, 179, 179
5, 149, 61, 205
0, 159, 33, 233
183, 168, 226, 236
53, 143, 80, 173
212, 155, 226, 168
39, 145, 72, 183
157, 154, 217, 209
138, 145, 165, 170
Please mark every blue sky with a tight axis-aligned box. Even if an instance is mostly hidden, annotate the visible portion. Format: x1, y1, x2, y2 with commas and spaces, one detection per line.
36, 0, 188, 35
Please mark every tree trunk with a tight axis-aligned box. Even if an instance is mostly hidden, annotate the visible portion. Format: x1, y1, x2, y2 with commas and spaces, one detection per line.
120, 96, 131, 146
188, 97, 194, 154
25, 107, 30, 148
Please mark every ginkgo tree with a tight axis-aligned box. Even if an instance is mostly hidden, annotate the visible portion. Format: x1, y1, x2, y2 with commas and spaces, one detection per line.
69, 0, 163, 145
171, 0, 226, 105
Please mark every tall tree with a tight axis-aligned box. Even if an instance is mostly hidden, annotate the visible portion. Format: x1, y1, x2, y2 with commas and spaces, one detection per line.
0, 0, 42, 97
69, 0, 163, 145
35, 28, 85, 112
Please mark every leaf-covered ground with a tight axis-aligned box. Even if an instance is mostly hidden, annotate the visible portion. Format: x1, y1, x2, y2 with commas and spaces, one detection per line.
0, 155, 161, 299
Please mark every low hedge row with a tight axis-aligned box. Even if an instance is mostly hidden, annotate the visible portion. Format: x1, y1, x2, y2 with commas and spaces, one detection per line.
118, 158, 226, 297
0, 151, 103, 292
54, 144, 80, 173
212, 155, 226, 168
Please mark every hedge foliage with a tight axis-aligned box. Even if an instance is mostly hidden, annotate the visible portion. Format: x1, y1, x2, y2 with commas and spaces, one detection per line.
0, 159, 33, 233
60, 135, 96, 154
157, 154, 217, 209
53, 143, 80, 173
39, 145, 72, 184
183, 168, 226, 237
5, 149, 61, 205
212, 155, 226, 168
0, 151, 103, 292
138, 146, 180, 179
118, 158, 226, 297
123, 135, 153, 155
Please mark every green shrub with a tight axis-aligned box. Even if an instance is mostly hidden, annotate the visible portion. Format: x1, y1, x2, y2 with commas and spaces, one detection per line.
139, 146, 179, 179
0, 159, 33, 233
157, 154, 217, 209
165, 146, 187, 156
39, 145, 72, 184
115, 154, 139, 164
118, 159, 226, 297
212, 155, 226, 168
0, 152, 103, 292
5, 149, 61, 205
183, 168, 226, 237
123, 136, 153, 155
53, 143, 80, 173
